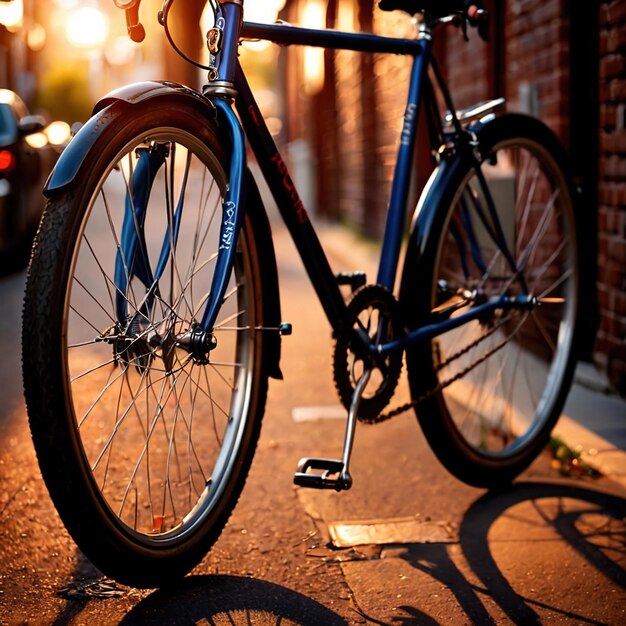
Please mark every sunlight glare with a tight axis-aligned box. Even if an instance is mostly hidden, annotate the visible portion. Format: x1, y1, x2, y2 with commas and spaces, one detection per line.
302, 1, 326, 94
65, 6, 108, 49
0, 0, 23, 31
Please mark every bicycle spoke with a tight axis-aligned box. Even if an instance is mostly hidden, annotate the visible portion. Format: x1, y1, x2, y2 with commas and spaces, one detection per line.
186, 369, 232, 419
77, 362, 129, 428
515, 152, 541, 250
201, 363, 224, 448
117, 367, 190, 522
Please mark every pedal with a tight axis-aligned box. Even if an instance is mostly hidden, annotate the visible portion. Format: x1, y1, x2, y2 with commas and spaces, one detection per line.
293, 458, 352, 491
336, 272, 366, 291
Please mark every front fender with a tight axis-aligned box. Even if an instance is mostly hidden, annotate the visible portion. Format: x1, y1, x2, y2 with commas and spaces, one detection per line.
44, 81, 216, 195
93, 80, 212, 114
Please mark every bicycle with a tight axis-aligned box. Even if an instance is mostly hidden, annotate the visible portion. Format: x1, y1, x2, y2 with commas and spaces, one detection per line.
22, 0, 582, 588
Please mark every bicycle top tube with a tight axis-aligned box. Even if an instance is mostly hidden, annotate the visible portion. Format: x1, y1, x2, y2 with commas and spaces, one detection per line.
240, 22, 423, 56
207, 0, 427, 85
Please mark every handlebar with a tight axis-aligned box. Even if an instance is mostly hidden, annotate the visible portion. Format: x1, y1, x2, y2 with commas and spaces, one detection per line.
113, 0, 489, 48
378, 1, 489, 41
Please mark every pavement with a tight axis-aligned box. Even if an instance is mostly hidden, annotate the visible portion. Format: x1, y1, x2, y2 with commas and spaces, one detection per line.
1, 206, 625, 623
310, 219, 626, 488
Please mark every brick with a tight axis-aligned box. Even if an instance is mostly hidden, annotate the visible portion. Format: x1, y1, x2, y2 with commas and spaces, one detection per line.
621, 211, 626, 239
598, 285, 611, 310
600, 30, 610, 55
606, 264, 626, 290
609, 78, 626, 100
600, 104, 618, 130
605, 22, 626, 53
609, 237, 626, 264
598, 181, 626, 205
599, 182, 612, 205
600, 54, 626, 80
605, 0, 626, 25
600, 80, 611, 103
601, 155, 626, 179
599, 233, 610, 261
601, 205, 626, 234
600, 4, 610, 27
600, 130, 626, 154
599, 314, 614, 335
614, 290, 626, 317
599, 206, 609, 232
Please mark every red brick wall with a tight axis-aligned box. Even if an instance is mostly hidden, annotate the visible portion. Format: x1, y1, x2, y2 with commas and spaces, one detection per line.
502, 0, 570, 142
335, 38, 366, 229
598, 0, 626, 391
373, 8, 418, 221
444, 20, 491, 109
279, 0, 625, 387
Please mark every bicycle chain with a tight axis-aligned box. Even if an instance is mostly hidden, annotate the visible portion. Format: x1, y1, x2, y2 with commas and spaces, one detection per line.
359, 313, 523, 425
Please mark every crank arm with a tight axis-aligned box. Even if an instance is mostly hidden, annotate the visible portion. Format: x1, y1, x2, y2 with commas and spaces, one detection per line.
294, 369, 371, 491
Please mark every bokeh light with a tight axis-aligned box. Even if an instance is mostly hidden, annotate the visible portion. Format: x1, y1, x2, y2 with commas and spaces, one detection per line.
26, 23, 47, 52
0, 0, 23, 31
45, 121, 72, 146
65, 6, 108, 49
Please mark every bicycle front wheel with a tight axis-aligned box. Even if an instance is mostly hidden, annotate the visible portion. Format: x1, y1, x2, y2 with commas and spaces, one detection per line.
402, 114, 580, 487
23, 100, 268, 586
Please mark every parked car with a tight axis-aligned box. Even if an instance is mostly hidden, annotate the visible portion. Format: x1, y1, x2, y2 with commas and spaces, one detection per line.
0, 89, 58, 273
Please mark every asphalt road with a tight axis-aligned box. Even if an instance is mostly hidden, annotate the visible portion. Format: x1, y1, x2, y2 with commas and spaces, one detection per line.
1, 224, 625, 625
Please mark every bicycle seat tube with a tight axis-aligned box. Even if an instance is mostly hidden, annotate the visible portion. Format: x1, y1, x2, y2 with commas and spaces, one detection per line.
377, 20, 432, 290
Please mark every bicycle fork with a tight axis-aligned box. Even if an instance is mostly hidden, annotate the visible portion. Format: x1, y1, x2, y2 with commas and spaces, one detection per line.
115, 99, 247, 363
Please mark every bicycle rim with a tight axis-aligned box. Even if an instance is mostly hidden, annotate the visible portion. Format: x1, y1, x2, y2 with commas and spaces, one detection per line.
62, 127, 257, 545
430, 136, 577, 458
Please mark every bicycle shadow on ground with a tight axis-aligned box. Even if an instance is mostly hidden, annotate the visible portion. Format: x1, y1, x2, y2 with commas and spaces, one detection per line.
385, 481, 626, 625
118, 575, 348, 625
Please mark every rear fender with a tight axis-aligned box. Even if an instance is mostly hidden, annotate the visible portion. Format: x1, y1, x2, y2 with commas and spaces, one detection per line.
400, 154, 463, 322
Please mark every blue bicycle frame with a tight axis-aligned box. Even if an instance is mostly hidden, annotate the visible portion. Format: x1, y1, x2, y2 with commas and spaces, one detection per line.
118, 0, 524, 359
202, 1, 433, 342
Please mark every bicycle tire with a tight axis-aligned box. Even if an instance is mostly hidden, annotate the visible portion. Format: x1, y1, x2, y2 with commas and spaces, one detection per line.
22, 99, 268, 587
401, 113, 581, 488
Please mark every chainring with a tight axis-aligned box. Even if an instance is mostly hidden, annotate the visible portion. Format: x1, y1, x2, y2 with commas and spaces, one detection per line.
332, 284, 403, 421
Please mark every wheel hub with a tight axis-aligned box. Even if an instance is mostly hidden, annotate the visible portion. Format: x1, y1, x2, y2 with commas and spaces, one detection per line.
105, 314, 218, 373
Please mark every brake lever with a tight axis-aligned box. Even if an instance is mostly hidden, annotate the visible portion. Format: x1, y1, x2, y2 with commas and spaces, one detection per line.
125, 3, 146, 42
468, 6, 489, 41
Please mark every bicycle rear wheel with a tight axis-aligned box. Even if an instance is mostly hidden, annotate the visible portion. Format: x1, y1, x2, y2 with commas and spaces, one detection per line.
402, 114, 580, 487
22, 100, 267, 586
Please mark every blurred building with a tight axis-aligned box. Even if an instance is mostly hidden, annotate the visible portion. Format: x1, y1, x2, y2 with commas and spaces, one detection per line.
278, 0, 625, 393
0, 0, 41, 104
0, 0, 194, 122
